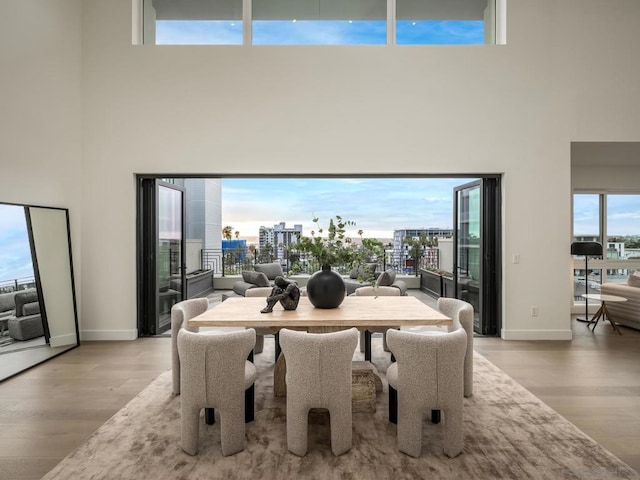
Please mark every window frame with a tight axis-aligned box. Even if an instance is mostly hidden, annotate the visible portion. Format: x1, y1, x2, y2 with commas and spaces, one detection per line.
571, 190, 640, 309
134, 0, 506, 46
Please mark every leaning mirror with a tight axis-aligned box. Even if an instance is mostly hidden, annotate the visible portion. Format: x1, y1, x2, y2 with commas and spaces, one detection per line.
0, 202, 79, 381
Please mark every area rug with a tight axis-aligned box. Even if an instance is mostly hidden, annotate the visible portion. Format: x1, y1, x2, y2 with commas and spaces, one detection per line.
42, 340, 637, 480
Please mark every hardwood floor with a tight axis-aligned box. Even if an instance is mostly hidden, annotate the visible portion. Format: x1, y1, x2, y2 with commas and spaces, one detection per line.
0, 300, 638, 479
474, 317, 640, 473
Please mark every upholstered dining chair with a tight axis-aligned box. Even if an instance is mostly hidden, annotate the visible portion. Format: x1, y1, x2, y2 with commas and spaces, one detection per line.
437, 298, 474, 397
386, 327, 467, 458
352, 286, 400, 361
279, 327, 359, 456
177, 328, 257, 456
171, 298, 209, 395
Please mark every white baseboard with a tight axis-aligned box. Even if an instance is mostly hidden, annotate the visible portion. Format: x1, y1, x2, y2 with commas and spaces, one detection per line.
500, 329, 573, 341
80, 329, 138, 341
49, 333, 78, 348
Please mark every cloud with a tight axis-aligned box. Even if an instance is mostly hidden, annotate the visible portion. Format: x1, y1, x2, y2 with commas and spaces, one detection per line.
222, 177, 477, 239
156, 19, 484, 46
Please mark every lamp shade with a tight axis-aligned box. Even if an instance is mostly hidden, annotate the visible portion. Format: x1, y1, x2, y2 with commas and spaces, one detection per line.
571, 241, 603, 256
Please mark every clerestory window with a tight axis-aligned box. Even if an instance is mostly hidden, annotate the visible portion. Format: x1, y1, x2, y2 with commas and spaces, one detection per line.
139, 0, 503, 46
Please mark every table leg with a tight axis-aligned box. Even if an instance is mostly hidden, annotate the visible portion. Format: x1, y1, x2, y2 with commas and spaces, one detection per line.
587, 305, 605, 331
602, 303, 623, 335
364, 330, 372, 362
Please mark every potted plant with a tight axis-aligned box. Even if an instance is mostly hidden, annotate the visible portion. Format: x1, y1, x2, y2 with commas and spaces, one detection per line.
294, 215, 359, 308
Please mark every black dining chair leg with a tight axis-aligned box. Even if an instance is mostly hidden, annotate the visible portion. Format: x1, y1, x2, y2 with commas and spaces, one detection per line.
205, 408, 215, 425
431, 409, 441, 424
389, 385, 398, 424
245, 385, 255, 423
275, 332, 281, 361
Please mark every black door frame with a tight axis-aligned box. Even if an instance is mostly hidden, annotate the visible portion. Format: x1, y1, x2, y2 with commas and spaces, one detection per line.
137, 177, 186, 336
453, 177, 501, 335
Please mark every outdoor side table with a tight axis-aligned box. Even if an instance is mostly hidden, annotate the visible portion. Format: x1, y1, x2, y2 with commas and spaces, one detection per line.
581, 293, 627, 335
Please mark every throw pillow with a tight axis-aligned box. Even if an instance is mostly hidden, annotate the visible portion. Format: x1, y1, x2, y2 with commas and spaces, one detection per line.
627, 271, 640, 288
349, 267, 360, 280
254, 263, 284, 280
376, 268, 397, 287
242, 270, 271, 287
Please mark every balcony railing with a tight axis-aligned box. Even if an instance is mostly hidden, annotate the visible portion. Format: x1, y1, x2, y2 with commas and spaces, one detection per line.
200, 247, 439, 277
0, 276, 36, 294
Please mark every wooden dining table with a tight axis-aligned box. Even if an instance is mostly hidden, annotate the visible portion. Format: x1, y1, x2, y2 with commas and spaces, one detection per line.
188, 295, 452, 397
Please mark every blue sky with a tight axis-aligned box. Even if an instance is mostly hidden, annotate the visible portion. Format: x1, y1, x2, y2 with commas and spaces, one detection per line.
574, 193, 640, 237
0, 204, 34, 284
221, 177, 473, 239
155, 20, 485, 45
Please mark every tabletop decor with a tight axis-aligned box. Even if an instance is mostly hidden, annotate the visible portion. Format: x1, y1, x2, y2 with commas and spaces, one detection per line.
296, 215, 382, 309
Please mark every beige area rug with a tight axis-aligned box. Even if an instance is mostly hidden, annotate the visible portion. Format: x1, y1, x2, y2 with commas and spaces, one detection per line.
43, 339, 637, 480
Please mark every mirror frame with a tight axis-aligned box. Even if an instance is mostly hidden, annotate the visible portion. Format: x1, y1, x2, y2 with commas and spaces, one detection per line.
0, 201, 79, 381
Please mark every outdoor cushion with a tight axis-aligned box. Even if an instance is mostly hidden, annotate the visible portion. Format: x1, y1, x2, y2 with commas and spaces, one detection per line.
0, 292, 17, 313
375, 269, 396, 287
15, 290, 39, 317
242, 270, 271, 287
22, 302, 41, 316
254, 263, 284, 280
627, 271, 640, 288
233, 281, 257, 296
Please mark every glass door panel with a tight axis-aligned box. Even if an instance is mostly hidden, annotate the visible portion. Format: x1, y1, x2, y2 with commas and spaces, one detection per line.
454, 178, 500, 335
138, 179, 185, 335
157, 184, 185, 333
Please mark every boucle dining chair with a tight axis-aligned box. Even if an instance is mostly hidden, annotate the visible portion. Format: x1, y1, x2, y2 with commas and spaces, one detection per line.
171, 298, 209, 395
386, 327, 467, 458
177, 328, 257, 456
353, 286, 400, 361
279, 327, 359, 456
437, 297, 474, 397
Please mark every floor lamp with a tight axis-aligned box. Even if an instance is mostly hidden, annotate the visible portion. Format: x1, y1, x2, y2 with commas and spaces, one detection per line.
571, 241, 603, 322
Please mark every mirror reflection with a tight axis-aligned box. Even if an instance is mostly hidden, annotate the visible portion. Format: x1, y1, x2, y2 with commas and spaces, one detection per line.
0, 202, 79, 381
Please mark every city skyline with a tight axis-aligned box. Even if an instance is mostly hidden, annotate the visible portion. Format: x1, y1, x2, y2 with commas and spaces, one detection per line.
221, 177, 473, 240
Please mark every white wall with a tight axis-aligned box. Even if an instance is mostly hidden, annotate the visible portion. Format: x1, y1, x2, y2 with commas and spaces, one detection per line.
5, 1, 640, 341
0, 1, 83, 322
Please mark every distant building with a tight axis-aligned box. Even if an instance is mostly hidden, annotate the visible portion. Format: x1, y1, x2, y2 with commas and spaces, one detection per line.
391, 228, 453, 273
259, 222, 302, 260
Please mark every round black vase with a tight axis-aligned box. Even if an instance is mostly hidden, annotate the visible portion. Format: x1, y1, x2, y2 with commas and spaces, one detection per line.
306, 264, 346, 309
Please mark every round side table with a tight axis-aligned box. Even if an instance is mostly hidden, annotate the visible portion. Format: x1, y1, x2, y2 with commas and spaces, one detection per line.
581, 293, 627, 335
